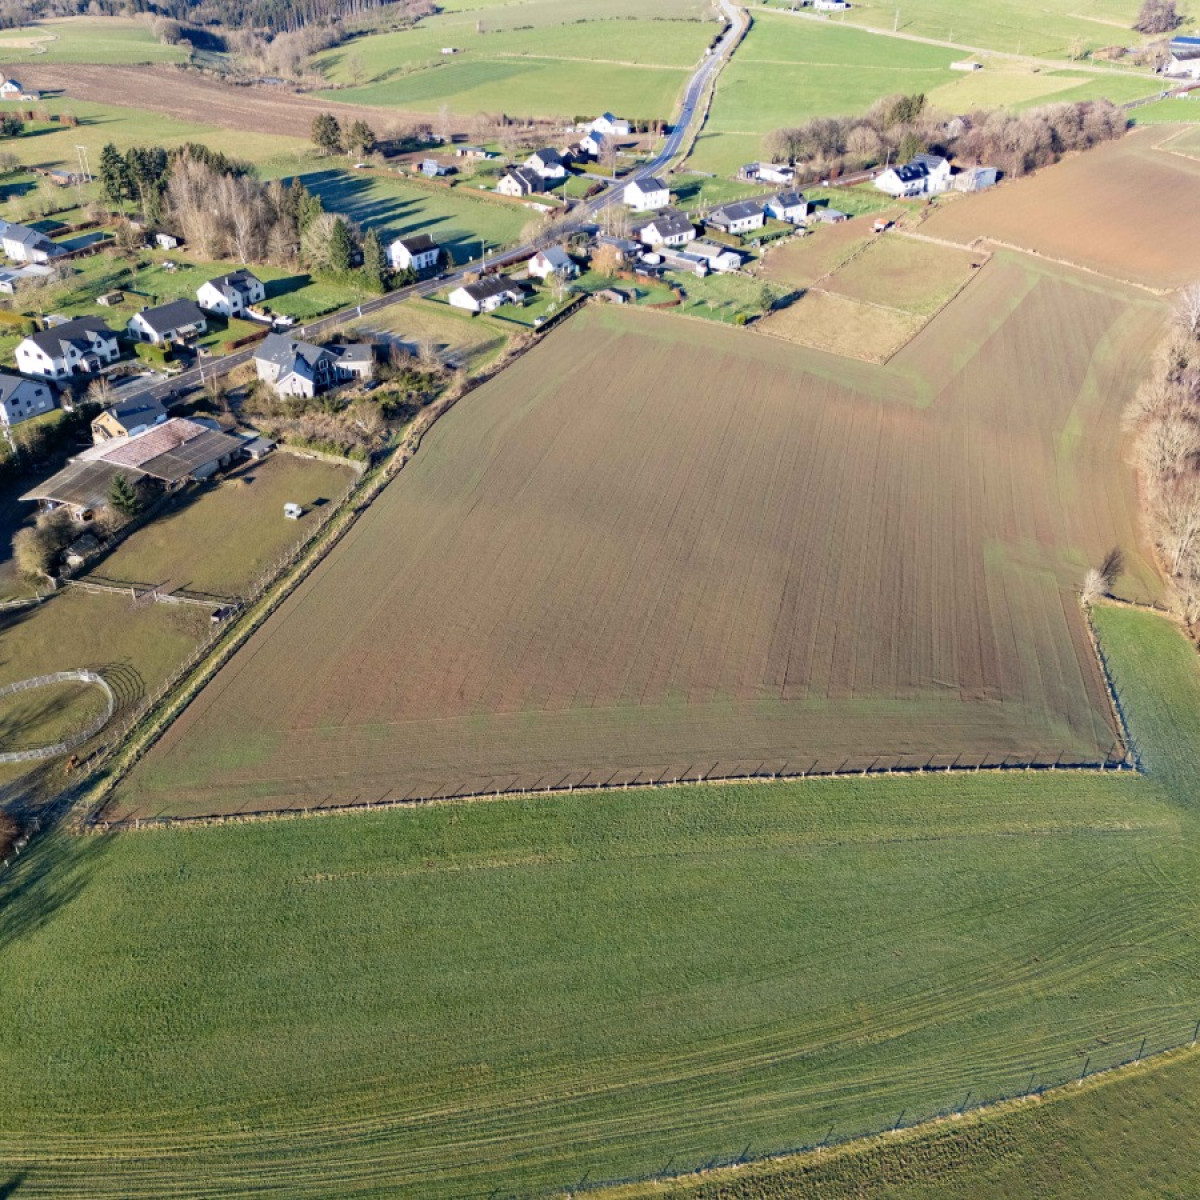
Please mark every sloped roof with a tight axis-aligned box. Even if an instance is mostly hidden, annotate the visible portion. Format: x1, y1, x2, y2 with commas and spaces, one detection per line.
643, 210, 695, 237
460, 275, 522, 302
771, 190, 807, 208
19, 460, 132, 510
138, 427, 245, 482
629, 176, 667, 194
133, 299, 206, 335
25, 316, 116, 357
710, 199, 766, 222
98, 395, 167, 431
391, 233, 438, 254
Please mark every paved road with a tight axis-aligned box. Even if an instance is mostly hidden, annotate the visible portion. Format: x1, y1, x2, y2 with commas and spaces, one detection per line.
127, 1, 749, 408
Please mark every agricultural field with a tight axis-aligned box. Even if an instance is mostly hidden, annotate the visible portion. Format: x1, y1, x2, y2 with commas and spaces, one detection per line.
759, 287, 927, 361
83, 455, 357, 601
758, 220, 878, 291
928, 62, 1160, 114
0, 16, 188, 65
688, 15, 959, 175
291, 168, 528, 261
312, 0, 717, 119
111, 253, 1165, 818
824, 233, 981, 315
5, 606, 1200, 1195
923, 127, 1200, 289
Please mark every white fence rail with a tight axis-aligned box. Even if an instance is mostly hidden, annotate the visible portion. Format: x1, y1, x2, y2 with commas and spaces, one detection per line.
0, 670, 115, 764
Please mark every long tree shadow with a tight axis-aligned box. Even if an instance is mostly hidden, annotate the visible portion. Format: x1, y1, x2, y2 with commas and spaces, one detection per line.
0, 1172, 26, 1198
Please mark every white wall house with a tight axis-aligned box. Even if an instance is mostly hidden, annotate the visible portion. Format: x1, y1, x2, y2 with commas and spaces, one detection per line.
16, 317, 120, 380
688, 240, 743, 273
591, 112, 631, 137
254, 333, 374, 399
707, 200, 766, 235
875, 154, 951, 197
765, 190, 808, 224
388, 234, 441, 273
578, 131, 607, 159
127, 299, 208, 345
525, 149, 568, 179
624, 176, 669, 211
448, 275, 524, 313
196, 270, 266, 317
2, 224, 60, 264
497, 167, 544, 197
636, 210, 696, 247
528, 247, 578, 280
1166, 36, 1200, 79
0, 373, 54, 428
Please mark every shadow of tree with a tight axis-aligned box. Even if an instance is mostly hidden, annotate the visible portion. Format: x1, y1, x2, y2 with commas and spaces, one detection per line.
0, 1172, 26, 1198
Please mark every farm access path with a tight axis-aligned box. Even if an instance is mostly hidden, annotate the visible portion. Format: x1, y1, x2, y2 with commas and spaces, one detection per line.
111, 0, 749, 414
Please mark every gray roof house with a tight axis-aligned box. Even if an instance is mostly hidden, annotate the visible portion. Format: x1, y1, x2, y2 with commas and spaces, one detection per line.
196, 269, 266, 317
448, 275, 525, 312
15, 316, 120, 380
706, 199, 767, 235
91, 394, 169, 442
0, 373, 54, 428
254, 333, 375, 398
1, 223, 61, 264
634, 209, 697, 247
127, 299, 208, 344
765, 190, 808, 223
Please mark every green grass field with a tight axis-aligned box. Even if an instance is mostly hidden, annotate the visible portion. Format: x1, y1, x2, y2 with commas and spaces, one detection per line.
349, 297, 515, 373
0, 16, 188, 65
84, 455, 356, 600
2, 587, 1199, 1193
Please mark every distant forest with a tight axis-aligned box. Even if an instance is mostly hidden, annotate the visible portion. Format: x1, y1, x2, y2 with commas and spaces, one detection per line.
0, 0, 431, 36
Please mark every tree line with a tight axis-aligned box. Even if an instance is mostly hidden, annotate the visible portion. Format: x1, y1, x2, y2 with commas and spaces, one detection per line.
764, 94, 1128, 182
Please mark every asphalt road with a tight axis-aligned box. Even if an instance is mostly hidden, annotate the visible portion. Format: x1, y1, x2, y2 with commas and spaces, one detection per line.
128, 1, 749, 408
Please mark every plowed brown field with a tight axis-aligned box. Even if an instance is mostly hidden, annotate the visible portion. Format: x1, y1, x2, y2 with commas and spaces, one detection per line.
111, 253, 1165, 817
922, 127, 1200, 290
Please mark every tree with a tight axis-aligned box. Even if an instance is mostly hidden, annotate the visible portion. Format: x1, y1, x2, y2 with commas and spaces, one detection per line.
13, 508, 75, 580
758, 283, 777, 314
1134, 0, 1179, 33
347, 53, 366, 86
590, 241, 623, 278
897, 131, 926, 163
1178, 281, 1200, 341
1080, 567, 1106, 605
345, 119, 375, 157
98, 142, 129, 208
311, 112, 343, 156
109, 473, 141, 519
361, 226, 387, 290
886, 93, 926, 128
329, 217, 355, 271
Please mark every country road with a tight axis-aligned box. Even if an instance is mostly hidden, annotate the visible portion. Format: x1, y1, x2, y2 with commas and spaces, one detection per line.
124, 0, 750, 409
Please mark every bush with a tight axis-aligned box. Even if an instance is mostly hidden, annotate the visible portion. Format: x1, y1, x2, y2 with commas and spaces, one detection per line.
133, 342, 173, 367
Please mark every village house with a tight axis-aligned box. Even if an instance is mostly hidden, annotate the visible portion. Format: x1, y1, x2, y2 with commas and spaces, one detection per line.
421, 158, 454, 177
15, 316, 120, 380
126, 299, 208, 346
497, 166, 545, 197
254, 333, 375, 398
590, 112, 632, 137
387, 233, 441, 273
707, 199, 766, 235
764, 190, 808, 224
814, 0, 850, 10
1, 223, 60, 265
875, 153, 952, 197
448, 275, 524, 313
687, 240, 743, 273
578, 131, 607, 159
0, 77, 35, 100
1165, 35, 1200, 79
525, 148, 568, 179
740, 162, 795, 185
0, 373, 54, 429
635, 209, 697, 248
196, 269, 266, 318
624, 176, 669, 212
652, 245, 708, 276
91, 395, 168, 443
528, 246, 578, 281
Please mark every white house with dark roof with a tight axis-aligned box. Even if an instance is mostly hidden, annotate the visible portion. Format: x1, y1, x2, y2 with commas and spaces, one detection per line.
448, 275, 524, 313
0, 373, 54, 428
765, 190, 808, 224
687, 240, 743, 273
528, 246, 578, 281
254, 333, 375, 398
196, 269, 266, 318
1166, 35, 1200, 79
624, 177, 669, 211
591, 112, 632, 137
635, 209, 697, 248
578, 131, 607, 159
740, 161, 796, 185
707, 199, 766, 235
497, 166, 545, 197
127, 299, 208, 345
525, 148, 568, 179
875, 153, 951, 197
2, 223, 60, 265
387, 234, 441, 273
15, 317, 120, 380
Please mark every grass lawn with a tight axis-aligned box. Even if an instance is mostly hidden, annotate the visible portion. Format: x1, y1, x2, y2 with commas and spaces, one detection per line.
928, 63, 1159, 114
290, 168, 529, 259
1131, 96, 1200, 125
0, 16, 188, 65
348, 296, 515, 373
2, 606, 1200, 1194
668, 268, 767, 322
83, 454, 357, 600
760, 287, 926, 360
825, 233, 981, 315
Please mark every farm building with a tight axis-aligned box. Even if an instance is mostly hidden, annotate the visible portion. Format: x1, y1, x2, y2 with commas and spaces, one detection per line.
421, 158, 454, 177
954, 166, 998, 192
814, 0, 850, 9
448, 275, 524, 313
525, 148, 568, 179
595, 234, 641, 263
497, 167, 545, 197
126, 299, 208, 345
154, 232, 181, 250
454, 146, 496, 159
0, 77, 35, 99
92, 395, 168, 443
597, 288, 629, 304
1166, 36, 1200, 79
387, 234, 441, 273
740, 162, 795, 185
624, 177, 669, 211
0, 373, 54, 428
687, 240, 743, 273
764, 190, 808, 224
652, 246, 709, 276
876, 153, 951, 197
817, 208, 849, 223
707, 199, 766, 235
635, 210, 697, 247
590, 112, 632, 137
528, 246, 578, 280
1, 223, 61, 265
15, 317, 120, 380
254, 333, 375, 398
196, 270, 266, 318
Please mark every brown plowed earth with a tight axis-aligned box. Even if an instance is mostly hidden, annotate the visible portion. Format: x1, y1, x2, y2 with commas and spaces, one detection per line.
19, 62, 427, 139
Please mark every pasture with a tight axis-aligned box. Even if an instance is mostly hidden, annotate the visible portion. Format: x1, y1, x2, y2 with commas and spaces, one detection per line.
111, 254, 1164, 818
824, 233, 980, 314
923, 127, 1200, 289
6, 607, 1200, 1195
759, 287, 926, 361
0, 16, 188, 65
84, 455, 357, 601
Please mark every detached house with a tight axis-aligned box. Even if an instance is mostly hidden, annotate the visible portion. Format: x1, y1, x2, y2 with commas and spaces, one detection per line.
196, 269, 266, 318
875, 153, 952, 197
254, 333, 375, 399
528, 246, 578, 281
578, 131, 607, 159
635, 209, 696, 248
765, 190, 808, 224
624, 176, 669, 212
525, 148, 568, 179
127, 299, 208, 345
448, 275, 524, 313
497, 166, 545, 197
0, 373, 54, 428
740, 161, 795, 185
2, 223, 60, 265
387, 234, 441, 273
590, 112, 632, 137
1166, 35, 1200, 79
91, 395, 168, 443
16, 317, 120, 380
688, 240, 743, 273
707, 199, 766, 235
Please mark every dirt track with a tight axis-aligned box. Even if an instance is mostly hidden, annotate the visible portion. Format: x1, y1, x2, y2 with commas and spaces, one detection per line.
20, 62, 427, 139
